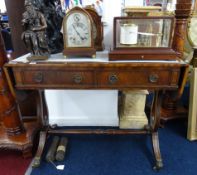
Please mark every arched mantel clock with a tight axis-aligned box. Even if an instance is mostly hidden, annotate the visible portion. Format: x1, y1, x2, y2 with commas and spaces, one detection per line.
62, 6, 96, 58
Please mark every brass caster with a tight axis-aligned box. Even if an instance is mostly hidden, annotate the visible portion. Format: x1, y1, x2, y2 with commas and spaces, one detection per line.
144, 124, 151, 133
50, 124, 58, 129
153, 160, 163, 171
92, 54, 96, 58
32, 157, 41, 168
64, 55, 67, 59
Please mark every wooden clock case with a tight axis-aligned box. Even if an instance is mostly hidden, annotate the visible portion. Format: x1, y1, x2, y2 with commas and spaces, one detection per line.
84, 7, 104, 51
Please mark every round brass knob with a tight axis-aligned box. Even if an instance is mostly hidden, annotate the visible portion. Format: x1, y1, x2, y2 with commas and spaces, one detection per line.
149, 74, 159, 83
109, 74, 118, 84
73, 75, 83, 84
34, 72, 43, 83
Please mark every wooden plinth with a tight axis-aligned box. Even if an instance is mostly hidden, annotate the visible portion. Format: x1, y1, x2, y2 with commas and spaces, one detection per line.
0, 121, 38, 158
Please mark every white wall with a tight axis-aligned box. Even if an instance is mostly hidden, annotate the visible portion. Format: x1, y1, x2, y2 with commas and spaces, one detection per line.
0, 0, 6, 13
124, 0, 144, 6
46, 90, 119, 126
102, 0, 122, 50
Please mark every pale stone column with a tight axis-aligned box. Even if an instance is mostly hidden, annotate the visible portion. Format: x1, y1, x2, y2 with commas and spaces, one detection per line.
119, 90, 149, 129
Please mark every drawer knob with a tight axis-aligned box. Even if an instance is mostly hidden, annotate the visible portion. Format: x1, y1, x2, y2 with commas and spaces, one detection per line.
34, 72, 43, 83
73, 75, 83, 84
109, 74, 118, 84
149, 74, 159, 83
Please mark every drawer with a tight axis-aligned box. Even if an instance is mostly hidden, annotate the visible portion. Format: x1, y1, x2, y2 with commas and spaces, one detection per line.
97, 70, 178, 88
21, 70, 94, 87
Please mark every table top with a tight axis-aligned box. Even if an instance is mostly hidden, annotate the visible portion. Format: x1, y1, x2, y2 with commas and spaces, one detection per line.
9, 51, 184, 65
5, 51, 188, 92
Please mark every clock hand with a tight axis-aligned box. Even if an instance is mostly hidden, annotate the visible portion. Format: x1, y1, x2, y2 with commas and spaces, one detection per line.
72, 24, 85, 41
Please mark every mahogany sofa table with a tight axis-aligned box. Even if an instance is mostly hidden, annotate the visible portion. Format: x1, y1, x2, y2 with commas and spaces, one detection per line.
4, 53, 188, 170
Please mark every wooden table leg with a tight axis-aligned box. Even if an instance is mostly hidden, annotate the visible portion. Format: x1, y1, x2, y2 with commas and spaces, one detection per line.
152, 132, 163, 170
32, 131, 47, 168
32, 90, 49, 168
38, 90, 48, 126
150, 90, 163, 170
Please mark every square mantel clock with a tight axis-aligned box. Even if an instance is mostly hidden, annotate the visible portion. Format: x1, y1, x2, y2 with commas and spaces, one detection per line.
109, 16, 177, 61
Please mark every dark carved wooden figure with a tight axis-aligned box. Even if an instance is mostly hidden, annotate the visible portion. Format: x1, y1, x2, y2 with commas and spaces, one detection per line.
31, 0, 64, 54
21, 0, 50, 61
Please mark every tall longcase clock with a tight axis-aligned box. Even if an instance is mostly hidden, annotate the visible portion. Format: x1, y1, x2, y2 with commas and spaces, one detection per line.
63, 6, 96, 58
84, 7, 104, 51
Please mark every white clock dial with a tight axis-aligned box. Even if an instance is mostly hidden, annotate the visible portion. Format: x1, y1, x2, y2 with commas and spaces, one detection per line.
66, 12, 91, 47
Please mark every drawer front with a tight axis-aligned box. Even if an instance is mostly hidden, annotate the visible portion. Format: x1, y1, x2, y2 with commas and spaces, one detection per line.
97, 70, 178, 88
21, 70, 94, 87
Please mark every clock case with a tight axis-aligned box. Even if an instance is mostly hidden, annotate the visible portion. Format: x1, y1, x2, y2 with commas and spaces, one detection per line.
109, 16, 177, 61
63, 7, 96, 57
84, 7, 104, 51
